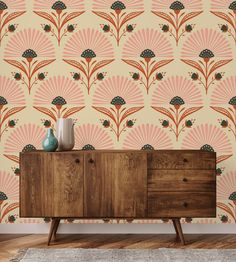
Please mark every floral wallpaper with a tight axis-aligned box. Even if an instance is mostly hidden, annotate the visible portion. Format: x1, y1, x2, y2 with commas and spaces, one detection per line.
0, 0, 236, 226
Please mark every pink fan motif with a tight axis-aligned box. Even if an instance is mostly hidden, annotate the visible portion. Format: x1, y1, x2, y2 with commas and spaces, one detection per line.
0, 0, 26, 46
75, 124, 114, 150
181, 28, 232, 94
123, 123, 173, 150
211, 0, 236, 44
34, 76, 85, 126
33, 0, 85, 46
217, 171, 236, 223
122, 28, 174, 94
151, 76, 203, 141
4, 28, 55, 94
93, 75, 144, 141
63, 28, 115, 94
0, 171, 19, 223
4, 123, 45, 164
92, 0, 144, 46
211, 76, 236, 140
152, 0, 203, 46
0, 76, 25, 141
182, 123, 233, 164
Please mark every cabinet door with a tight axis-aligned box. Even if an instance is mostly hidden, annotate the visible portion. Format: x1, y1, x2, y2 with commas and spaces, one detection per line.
20, 152, 84, 217
84, 152, 147, 218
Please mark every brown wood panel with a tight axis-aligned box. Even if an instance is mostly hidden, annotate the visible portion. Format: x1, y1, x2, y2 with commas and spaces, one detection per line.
20, 153, 54, 217
148, 192, 216, 218
112, 152, 147, 218
52, 153, 84, 217
147, 151, 216, 170
84, 152, 112, 217
148, 170, 216, 192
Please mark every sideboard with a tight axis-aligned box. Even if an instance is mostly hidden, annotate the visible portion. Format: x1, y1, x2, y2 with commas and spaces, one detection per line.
20, 150, 216, 245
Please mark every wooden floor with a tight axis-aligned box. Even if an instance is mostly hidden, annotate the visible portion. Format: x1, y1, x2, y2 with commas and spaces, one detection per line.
1, 234, 236, 262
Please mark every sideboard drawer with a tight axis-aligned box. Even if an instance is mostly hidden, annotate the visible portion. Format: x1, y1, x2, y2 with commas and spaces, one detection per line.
148, 192, 216, 218
147, 151, 216, 170
148, 170, 216, 192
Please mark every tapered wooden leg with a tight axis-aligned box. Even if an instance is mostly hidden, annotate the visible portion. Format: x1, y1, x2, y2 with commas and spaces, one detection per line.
172, 219, 180, 241
47, 218, 57, 246
174, 219, 185, 245
53, 219, 60, 240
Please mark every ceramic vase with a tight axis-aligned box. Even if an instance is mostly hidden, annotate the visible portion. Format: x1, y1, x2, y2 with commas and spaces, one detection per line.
56, 118, 75, 151
42, 128, 58, 152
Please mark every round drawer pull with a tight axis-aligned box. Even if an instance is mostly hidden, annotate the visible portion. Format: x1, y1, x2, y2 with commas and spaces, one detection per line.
183, 202, 188, 208
75, 159, 80, 164
183, 178, 188, 182
183, 158, 188, 163
89, 159, 94, 164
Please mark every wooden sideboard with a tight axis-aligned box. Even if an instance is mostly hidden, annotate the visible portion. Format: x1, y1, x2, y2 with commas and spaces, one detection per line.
20, 150, 216, 245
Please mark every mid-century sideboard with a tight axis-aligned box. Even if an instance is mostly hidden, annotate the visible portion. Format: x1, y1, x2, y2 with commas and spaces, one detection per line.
20, 150, 216, 245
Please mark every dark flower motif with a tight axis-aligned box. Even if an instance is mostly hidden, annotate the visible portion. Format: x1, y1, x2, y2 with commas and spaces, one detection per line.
0, 96, 8, 106
126, 25, 134, 32
103, 25, 110, 32
162, 120, 169, 128
199, 49, 215, 62
22, 144, 36, 152
111, 96, 126, 109
220, 215, 228, 223
140, 49, 156, 62
103, 120, 110, 128
67, 24, 75, 32
185, 218, 192, 223
162, 24, 169, 32
14, 168, 20, 176
82, 144, 95, 150
81, 49, 96, 62
73, 73, 80, 80
170, 1, 185, 14
43, 120, 51, 127
44, 25, 51, 32
229, 191, 236, 203
229, 96, 236, 106
52, 1, 67, 14
185, 24, 193, 32
0, 191, 8, 201
8, 215, 16, 223
52, 96, 67, 109
200, 144, 214, 152
111, 1, 126, 14
229, 1, 236, 11
0, 1, 7, 11
132, 73, 140, 80
170, 96, 185, 109
221, 24, 228, 32
215, 73, 223, 81
216, 168, 223, 176
191, 72, 198, 80
141, 144, 154, 150
44, 217, 51, 223
126, 120, 134, 128
156, 73, 164, 81
185, 120, 193, 128
97, 73, 105, 80
8, 120, 16, 128
22, 49, 37, 62
8, 25, 16, 32
221, 120, 228, 128
38, 73, 46, 81
14, 73, 21, 81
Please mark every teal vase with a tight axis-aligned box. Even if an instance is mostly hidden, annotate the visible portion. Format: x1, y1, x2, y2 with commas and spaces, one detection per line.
42, 128, 58, 152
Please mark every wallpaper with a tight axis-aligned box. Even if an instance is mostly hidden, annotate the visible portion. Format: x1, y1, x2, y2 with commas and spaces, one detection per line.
0, 0, 236, 225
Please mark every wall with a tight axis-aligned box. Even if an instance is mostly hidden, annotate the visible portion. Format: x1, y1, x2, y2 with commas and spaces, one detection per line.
0, 0, 236, 228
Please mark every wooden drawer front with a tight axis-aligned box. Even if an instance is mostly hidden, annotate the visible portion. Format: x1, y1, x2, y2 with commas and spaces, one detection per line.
148, 170, 216, 192
148, 151, 216, 170
148, 192, 216, 218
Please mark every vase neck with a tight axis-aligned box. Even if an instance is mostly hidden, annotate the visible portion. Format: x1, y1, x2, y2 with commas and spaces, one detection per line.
47, 128, 54, 137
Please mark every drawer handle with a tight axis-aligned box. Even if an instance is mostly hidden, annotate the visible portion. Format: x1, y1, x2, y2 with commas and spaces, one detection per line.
183, 158, 188, 163
183, 202, 188, 208
75, 159, 80, 164
183, 178, 188, 182
89, 159, 94, 164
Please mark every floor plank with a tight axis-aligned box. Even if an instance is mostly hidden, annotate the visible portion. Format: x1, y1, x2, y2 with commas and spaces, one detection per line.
1, 234, 236, 262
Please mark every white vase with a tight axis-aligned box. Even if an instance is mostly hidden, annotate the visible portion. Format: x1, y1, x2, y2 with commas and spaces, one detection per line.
56, 118, 75, 151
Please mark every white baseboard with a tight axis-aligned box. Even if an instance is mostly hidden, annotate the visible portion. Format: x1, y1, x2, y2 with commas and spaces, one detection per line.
1, 224, 236, 234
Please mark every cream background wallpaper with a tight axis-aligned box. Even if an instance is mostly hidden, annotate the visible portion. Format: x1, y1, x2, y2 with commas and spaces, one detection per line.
0, 0, 236, 225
